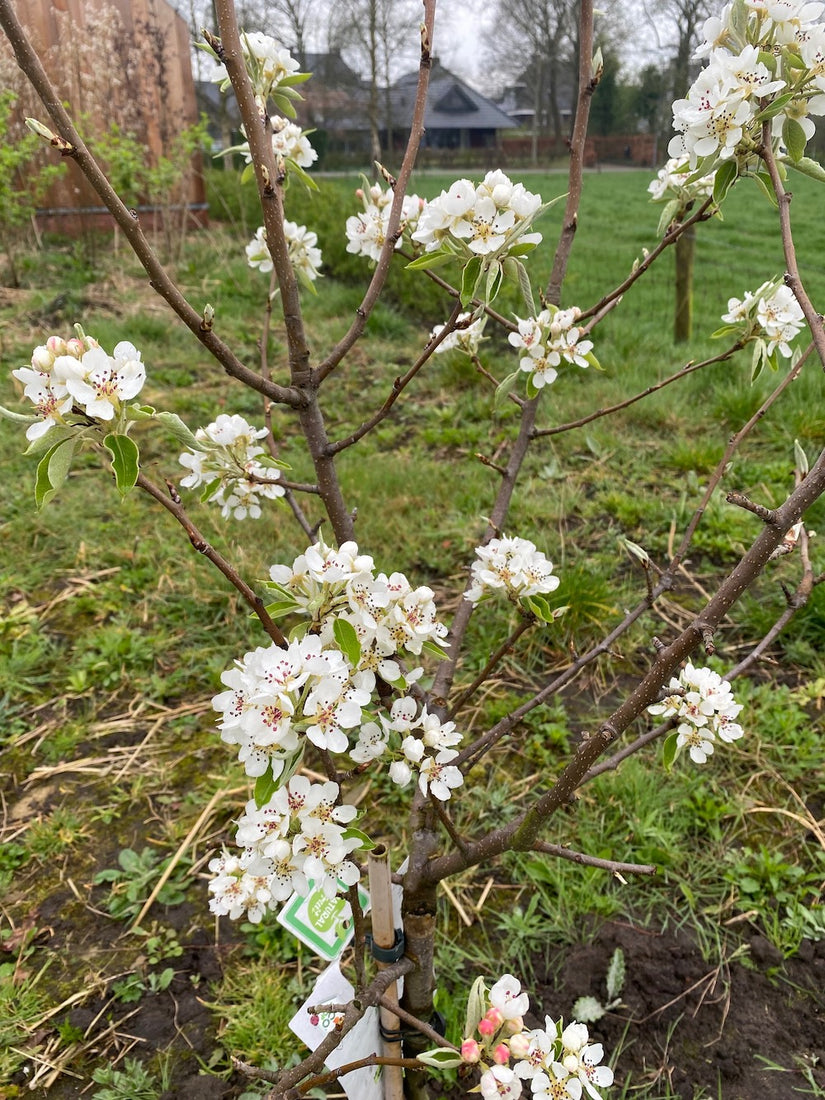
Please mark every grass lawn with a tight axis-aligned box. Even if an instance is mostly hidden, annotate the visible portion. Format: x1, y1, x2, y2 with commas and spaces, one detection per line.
1, 165, 824, 1097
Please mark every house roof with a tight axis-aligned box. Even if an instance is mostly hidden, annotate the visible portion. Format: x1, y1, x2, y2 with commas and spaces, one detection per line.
390, 59, 518, 131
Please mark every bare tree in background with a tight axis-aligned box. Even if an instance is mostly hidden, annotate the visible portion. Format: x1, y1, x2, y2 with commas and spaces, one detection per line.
483, 0, 626, 163
329, 0, 420, 166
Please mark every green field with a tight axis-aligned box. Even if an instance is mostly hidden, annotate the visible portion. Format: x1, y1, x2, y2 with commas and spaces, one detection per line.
1, 166, 824, 1097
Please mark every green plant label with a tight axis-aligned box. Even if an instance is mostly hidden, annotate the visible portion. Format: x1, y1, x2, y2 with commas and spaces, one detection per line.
277, 881, 370, 961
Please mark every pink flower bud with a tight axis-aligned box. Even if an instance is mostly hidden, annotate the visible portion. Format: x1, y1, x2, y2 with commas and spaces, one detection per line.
508, 1032, 531, 1059
65, 338, 84, 357
478, 1007, 503, 1036
492, 1042, 510, 1065
505, 1015, 524, 1034
460, 1039, 481, 1064
46, 336, 67, 356
355, 188, 364, 199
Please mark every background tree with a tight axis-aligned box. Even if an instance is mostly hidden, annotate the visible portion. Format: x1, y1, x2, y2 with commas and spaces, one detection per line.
328, 0, 420, 166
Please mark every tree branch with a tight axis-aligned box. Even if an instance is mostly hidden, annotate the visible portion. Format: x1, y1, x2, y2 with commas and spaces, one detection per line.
532, 344, 743, 439
135, 472, 287, 645
315, 1, 437, 382
0, 0, 300, 409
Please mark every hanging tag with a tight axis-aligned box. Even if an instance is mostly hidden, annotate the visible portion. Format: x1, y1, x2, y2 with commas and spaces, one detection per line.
277, 881, 371, 962
289, 960, 384, 1100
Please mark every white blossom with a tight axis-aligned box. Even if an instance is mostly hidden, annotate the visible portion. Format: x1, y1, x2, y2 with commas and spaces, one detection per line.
431, 311, 487, 356
412, 172, 543, 261
465, 535, 560, 606
648, 661, 743, 765
179, 413, 285, 520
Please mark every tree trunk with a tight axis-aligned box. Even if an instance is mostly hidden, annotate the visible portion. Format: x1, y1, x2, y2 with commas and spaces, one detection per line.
531, 60, 543, 167
674, 226, 695, 343
368, 0, 381, 174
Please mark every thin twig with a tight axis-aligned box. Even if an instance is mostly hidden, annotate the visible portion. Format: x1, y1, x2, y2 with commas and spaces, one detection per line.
532, 344, 742, 439
449, 615, 535, 717
532, 841, 657, 876
545, 0, 596, 307
668, 343, 812, 572
328, 299, 462, 454
760, 131, 825, 370
135, 472, 287, 644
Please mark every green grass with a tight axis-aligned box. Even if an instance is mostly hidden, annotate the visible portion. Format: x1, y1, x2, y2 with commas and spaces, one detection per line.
2, 165, 825, 1094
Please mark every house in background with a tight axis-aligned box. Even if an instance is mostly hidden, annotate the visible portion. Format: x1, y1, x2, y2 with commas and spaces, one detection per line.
388, 59, 518, 153
201, 53, 518, 167
6, 0, 205, 233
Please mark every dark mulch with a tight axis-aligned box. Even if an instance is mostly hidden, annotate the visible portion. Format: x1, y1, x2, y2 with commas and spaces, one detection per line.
535, 920, 825, 1099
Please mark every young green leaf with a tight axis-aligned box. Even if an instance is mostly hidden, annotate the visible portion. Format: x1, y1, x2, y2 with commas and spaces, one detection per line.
420, 639, 450, 661
342, 827, 376, 851
0, 403, 39, 424
794, 438, 809, 477
782, 116, 807, 163
662, 731, 680, 771
415, 1049, 465, 1069
153, 410, 203, 449
464, 975, 488, 1039
460, 256, 482, 307
333, 617, 361, 667
405, 250, 455, 272
103, 432, 140, 496
484, 259, 503, 303
34, 436, 78, 509
656, 197, 681, 238
494, 370, 521, 411
787, 155, 825, 184
713, 158, 738, 206
753, 90, 796, 122
255, 763, 279, 809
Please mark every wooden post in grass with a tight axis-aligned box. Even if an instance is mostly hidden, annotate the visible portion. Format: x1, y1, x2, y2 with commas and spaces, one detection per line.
674, 223, 695, 342
367, 845, 404, 1100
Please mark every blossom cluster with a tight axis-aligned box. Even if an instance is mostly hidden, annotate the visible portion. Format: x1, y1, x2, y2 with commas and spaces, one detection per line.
670, 1, 825, 168
465, 535, 561, 609
411, 170, 543, 259
207, 30, 307, 112
431, 311, 487, 357
648, 661, 744, 764
647, 156, 716, 235
459, 975, 614, 1100
208, 540, 459, 918
245, 221, 323, 286
12, 330, 145, 441
208, 776, 363, 920
267, 539, 449, 661
213, 631, 373, 772
235, 115, 317, 170
345, 180, 424, 262
179, 413, 285, 520
357, 697, 464, 801
508, 306, 595, 392
648, 157, 716, 204
720, 279, 806, 360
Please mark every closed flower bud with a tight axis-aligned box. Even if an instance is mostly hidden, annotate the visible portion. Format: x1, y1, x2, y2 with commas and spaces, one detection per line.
31, 346, 53, 370
460, 1038, 481, 1063
478, 1007, 503, 1035
492, 1042, 510, 1065
508, 1032, 531, 1059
